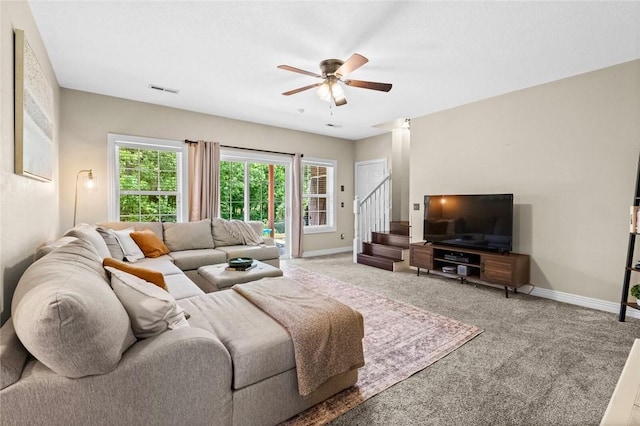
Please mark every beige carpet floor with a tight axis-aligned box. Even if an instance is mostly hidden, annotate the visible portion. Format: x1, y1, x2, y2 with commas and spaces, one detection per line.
282, 253, 640, 426
279, 264, 482, 425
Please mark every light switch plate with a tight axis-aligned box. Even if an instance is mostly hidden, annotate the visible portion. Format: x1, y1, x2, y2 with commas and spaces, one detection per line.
413, 203, 420, 211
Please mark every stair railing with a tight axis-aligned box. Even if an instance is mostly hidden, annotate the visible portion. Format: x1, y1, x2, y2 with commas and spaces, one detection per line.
353, 173, 391, 262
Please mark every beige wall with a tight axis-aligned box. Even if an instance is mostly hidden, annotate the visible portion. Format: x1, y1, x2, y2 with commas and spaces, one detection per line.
60, 89, 355, 254
1, 0, 60, 323
410, 60, 640, 303
354, 132, 392, 163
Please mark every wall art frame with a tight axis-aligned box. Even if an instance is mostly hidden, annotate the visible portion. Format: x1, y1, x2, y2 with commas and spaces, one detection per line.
14, 28, 53, 182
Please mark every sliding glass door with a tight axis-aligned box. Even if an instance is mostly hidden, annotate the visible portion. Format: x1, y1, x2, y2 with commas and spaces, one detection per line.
219, 151, 291, 258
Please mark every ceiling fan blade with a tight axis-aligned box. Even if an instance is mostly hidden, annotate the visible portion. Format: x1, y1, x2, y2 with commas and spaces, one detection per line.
344, 79, 392, 92
282, 82, 323, 96
335, 53, 368, 77
277, 65, 322, 78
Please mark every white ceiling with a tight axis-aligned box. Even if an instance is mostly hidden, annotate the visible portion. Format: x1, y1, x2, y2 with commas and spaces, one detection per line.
29, 1, 640, 140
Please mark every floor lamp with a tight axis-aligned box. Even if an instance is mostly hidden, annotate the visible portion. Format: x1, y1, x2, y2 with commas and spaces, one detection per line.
73, 169, 96, 226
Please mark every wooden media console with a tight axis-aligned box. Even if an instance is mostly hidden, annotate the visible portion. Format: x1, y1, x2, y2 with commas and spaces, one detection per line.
409, 242, 530, 298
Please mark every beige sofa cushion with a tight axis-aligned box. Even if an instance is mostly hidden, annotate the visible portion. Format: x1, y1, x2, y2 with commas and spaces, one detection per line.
64, 223, 111, 259
11, 239, 136, 378
0, 319, 29, 390
164, 274, 205, 300
34, 236, 78, 261
215, 244, 280, 262
179, 290, 294, 389
163, 220, 215, 251
136, 255, 181, 275
169, 249, 227, 271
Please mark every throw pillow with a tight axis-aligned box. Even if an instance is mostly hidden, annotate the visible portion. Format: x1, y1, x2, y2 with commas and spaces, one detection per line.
112, 228, 145, 262
162, 220, 215, 251
105, 267, 190, 339
11, 239, 136, 378
130, 228, 170, 258
96, 227, 125, 260
103, 257, 167, 290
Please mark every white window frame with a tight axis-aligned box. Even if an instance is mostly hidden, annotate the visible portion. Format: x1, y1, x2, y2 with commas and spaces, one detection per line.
220, 149, 292, 258
302, 157, 337, 234
107, 133, 188, 222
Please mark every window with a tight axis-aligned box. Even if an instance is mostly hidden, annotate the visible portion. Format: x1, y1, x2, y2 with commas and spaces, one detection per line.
302, 158, 336, 233
108, 134, 188, 222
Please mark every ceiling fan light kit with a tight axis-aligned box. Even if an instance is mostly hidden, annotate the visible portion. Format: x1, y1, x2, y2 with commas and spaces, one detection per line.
278, 53, 392, 107
317, 76, 346, 105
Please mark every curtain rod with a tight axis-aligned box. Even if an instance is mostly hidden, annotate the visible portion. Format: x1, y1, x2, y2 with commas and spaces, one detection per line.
184, 139, 302, 157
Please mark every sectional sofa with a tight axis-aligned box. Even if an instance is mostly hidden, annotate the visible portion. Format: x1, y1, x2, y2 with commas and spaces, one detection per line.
0, 219, 364, 425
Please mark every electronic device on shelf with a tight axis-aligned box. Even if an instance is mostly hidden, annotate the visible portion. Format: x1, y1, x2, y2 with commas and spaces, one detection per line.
423, 193, 514, 253
442, 266, 457, 274
444, 253, 470, 263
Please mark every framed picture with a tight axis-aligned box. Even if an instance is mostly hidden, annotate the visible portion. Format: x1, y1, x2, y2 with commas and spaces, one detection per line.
14, 29, 53, 182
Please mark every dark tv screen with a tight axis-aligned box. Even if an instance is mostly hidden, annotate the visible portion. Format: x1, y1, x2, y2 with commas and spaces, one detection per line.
423, 194, 514, 252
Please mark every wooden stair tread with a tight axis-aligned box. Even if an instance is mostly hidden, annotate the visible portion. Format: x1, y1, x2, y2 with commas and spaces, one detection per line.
356, 253, 399, 271
367, 241, 407, 250
371, 232, 410, 249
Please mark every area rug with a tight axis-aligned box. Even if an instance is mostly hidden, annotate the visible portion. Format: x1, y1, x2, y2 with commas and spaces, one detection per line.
279, 264, 483, 425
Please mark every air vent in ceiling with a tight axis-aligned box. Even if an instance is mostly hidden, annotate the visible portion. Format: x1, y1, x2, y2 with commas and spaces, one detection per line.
149, 84, 180, 94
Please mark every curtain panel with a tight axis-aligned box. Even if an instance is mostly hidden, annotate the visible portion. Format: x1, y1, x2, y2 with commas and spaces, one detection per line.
188, 141, 220, 221
291, 153, 304, 258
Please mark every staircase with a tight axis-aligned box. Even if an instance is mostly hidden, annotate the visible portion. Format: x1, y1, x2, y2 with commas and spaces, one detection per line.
357, 221, 410, 271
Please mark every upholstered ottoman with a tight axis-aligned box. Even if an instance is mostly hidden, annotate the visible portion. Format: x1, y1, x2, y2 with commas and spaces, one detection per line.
197, 260, 283, 292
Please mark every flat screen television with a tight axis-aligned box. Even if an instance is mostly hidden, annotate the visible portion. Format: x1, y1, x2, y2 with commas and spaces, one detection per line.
423, 194, 514, 252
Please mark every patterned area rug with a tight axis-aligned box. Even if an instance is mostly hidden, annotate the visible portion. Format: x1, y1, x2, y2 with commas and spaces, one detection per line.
279, 265, 483, 425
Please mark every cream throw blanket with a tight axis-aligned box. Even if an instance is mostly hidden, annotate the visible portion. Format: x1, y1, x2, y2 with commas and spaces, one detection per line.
223, 220, 264, 246
232, 277, 365, 396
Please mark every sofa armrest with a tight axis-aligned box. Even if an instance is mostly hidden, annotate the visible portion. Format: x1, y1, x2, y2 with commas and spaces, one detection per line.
263, 237, 275, 246
1, 327, 233, 426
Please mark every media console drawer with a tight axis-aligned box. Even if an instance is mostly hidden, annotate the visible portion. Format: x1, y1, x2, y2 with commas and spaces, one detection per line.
410, 244, 433, 269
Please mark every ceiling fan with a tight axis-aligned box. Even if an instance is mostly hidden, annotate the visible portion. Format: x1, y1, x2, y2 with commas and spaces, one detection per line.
278, 53, 392, 106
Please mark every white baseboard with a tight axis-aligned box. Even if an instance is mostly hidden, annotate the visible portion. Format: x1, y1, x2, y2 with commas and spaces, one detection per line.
301, 253, 639, 320
303, 246, 353, 258
526, 286, 640, 320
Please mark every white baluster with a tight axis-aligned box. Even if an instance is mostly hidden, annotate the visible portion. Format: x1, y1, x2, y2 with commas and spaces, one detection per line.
353, 196, 360, 262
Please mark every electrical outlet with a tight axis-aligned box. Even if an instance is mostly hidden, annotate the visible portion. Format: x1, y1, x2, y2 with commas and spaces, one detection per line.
340, 233, 345, 240
341, 202, 344, 208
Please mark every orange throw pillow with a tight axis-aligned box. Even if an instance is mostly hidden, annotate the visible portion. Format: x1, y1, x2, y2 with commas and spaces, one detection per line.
103, 257, 167, 291
130, 228, 170, 258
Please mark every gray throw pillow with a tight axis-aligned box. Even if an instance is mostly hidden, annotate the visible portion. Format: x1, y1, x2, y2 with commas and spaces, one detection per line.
96, 227, 125, 260
163, 220, 215, 251
11, 238, 136, 378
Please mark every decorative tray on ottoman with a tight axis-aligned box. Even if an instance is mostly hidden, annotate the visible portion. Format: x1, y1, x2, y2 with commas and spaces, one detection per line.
227, 257, 254, 271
